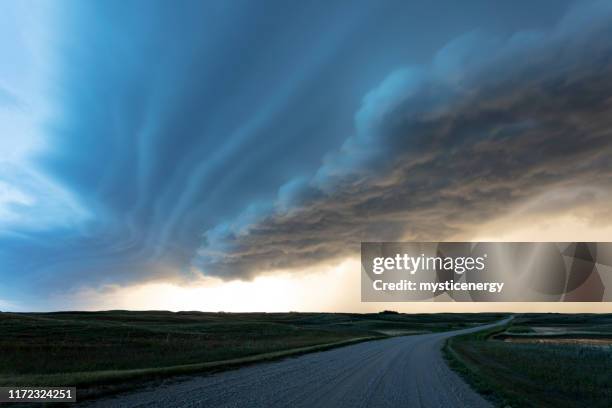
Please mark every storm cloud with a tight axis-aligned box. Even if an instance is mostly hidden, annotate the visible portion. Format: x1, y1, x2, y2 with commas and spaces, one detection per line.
196, 1, 612, 278
0, 0, 609, 303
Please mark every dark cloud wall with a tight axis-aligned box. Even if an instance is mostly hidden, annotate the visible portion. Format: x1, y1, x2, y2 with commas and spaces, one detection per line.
0, 0, 597, 302
196, 1, 612, 278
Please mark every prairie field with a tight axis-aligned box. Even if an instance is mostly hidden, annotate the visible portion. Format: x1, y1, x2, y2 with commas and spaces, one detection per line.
0, 310, 503, 393
445, 314, 612, 408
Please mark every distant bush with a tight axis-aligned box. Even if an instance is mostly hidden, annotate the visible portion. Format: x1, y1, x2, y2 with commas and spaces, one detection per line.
379, 310, 399, 315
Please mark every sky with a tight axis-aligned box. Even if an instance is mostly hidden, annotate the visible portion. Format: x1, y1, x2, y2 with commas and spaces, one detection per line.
1, 0, 612, 312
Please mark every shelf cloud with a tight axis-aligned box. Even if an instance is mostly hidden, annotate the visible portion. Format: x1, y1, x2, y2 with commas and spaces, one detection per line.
1, 0, 611, 305
197, 1, 612, 278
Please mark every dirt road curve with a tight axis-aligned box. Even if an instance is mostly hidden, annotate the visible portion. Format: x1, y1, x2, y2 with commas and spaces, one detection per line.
84, 319, 509, 407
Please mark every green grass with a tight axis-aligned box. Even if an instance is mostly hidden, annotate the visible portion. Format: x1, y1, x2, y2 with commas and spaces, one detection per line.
0, 310, 505, 399
5, 336, 378, 396
445, 314, 612, 408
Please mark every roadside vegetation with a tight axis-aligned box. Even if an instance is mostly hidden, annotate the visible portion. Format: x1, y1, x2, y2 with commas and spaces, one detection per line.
445, 314, 612, 408
0, 311, 504, 398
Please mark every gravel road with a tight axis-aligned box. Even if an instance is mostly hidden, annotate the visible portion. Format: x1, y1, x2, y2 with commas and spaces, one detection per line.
84, 319, 509, 407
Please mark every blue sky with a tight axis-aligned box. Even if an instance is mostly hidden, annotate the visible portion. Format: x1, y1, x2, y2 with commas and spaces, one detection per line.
2, 0, 612, 310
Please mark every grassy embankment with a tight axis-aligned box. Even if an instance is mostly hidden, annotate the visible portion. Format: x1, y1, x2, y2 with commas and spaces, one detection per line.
444, 313, 612, 408
0, 311, 504, 398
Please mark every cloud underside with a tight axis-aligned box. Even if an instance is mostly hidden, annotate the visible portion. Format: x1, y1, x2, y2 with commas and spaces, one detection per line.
196, 6, 612, 278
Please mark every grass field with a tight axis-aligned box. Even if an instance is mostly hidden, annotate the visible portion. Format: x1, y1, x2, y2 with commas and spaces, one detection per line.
445, 314, 612, 408
0, 310, 505, 396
